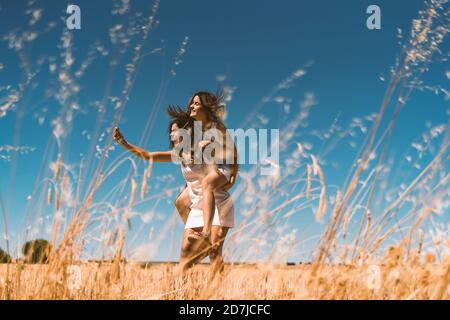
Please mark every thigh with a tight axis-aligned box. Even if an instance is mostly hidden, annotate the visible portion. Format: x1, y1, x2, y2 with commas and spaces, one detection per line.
176, 186, 191, 207
176, 186, 191, 224
203, 168, 229, 191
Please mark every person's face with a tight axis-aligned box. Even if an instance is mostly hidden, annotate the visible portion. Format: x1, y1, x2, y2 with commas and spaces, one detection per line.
170, 123, 180, 147
189, 95, 206, 120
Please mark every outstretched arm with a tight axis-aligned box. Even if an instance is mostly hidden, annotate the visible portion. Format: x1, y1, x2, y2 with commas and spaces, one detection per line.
113, 127, 173, 162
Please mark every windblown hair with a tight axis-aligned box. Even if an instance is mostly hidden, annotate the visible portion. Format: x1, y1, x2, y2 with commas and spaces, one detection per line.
186, 89, 226, 127
166, 105, 193, 148
168, 92, 239, 190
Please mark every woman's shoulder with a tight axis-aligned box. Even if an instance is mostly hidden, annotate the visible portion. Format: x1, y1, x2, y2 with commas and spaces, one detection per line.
211, 121, 227, 132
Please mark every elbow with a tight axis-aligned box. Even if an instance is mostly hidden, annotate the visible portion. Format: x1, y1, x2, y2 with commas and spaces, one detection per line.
175, 196, 184, 211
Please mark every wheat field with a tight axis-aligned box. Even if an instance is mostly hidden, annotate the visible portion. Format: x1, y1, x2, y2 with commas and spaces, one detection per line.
1, 252, 449, 300
0, 1, 449, 300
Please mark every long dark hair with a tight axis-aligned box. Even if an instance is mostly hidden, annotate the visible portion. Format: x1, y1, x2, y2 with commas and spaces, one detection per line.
186, 89, 226, 128
166, 105, 193, 148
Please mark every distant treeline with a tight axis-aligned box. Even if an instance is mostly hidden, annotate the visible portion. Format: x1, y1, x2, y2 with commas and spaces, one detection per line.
0, 238, 53, 264
1, 241, 310, 266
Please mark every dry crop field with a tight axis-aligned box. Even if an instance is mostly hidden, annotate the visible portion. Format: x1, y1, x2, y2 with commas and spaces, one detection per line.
0, 1, 449, 301
1, 252, 449, 300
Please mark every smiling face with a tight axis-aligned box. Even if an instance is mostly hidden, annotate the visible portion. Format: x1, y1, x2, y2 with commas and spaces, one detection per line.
189, 95, 207, 121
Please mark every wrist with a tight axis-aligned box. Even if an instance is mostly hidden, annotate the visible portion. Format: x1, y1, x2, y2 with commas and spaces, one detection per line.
120, 140, 129, 148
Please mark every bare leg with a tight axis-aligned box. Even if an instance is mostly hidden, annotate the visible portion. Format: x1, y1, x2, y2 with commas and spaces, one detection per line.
175, 186, 191, 224
179, 227, 209, 274
209, 226, 229, 279
201, 170, 228, 235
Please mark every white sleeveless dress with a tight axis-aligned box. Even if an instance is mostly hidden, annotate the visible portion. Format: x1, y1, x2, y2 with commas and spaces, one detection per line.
178, 121, 236, 229
180, 164, 234, 229
181, 163, 235, 229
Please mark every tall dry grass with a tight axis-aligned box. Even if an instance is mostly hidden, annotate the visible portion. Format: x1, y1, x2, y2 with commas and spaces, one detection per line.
1, 255, 449, 299
0, 0, 449, 299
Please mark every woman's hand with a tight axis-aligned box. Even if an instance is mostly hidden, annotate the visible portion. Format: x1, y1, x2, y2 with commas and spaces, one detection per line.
113, 127, 128, 146
113, 127, 172, 162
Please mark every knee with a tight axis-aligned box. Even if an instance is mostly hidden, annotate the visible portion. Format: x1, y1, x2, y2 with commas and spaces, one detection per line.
213, 230, 226, 244
209, 240, 224, 261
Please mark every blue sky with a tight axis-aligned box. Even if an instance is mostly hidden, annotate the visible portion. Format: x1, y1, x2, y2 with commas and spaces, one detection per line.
0, 0, 448, 262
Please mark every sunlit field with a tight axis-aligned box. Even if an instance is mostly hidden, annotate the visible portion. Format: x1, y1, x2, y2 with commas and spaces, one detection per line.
1, 256, 449, 300
0, 0, 449, 300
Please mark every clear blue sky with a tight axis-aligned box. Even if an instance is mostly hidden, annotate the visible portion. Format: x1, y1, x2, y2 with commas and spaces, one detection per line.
0, 0, 448, 262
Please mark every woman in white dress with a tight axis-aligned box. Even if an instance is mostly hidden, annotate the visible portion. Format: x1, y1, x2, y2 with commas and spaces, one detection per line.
113, 98, 238, 276
184, 92, 238, 248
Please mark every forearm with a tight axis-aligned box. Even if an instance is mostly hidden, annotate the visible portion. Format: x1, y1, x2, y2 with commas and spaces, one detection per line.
121, 142, 150, 160
121, 142, 173, 162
